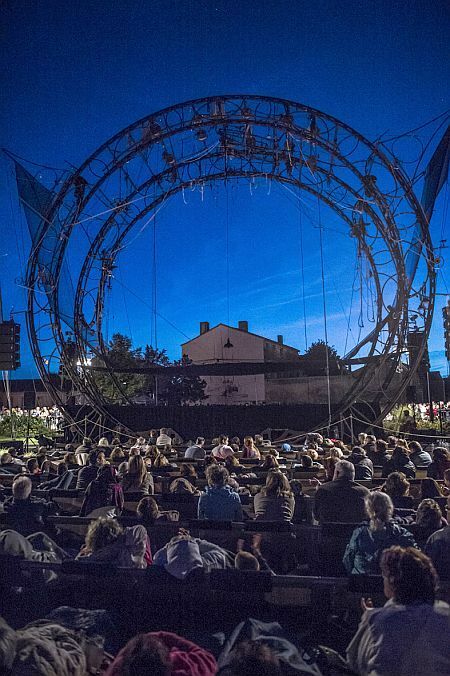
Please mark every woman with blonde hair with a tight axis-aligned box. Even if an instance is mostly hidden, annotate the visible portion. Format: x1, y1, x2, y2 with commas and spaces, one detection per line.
254, 470, 295, 522
241, 436, 261, 460
121, 455, 154, 495
343, 492, 416, 575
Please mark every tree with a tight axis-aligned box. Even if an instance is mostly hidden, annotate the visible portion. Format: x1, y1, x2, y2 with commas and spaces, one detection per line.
302, 339, 345, 376
162, 354, 208, 405
91, 333, 147, 402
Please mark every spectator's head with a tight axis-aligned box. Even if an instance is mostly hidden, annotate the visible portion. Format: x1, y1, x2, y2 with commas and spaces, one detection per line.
333, 459, 355, 481
264, 470, 291, 497
82, 437, 92, 447
225, 455, 240, 470
97, 451, 106, 466
169, 477, 198, 495
128, 455, 147, 484
302, 454, 313, 468
262, 454, 279, 470
206, 464, 229, 488
224, 640, 282, 676
106, 633, 171, 676
136, 496, 159, 527
380, 546, 437, 605
358, 433, 368, 445
235, 551, 260, 571
180, 463, 197, 478
0, 453, 12, 465
110, 447, 126, 462
408, 440, 422, 453
117, 462, 129, 479
351, 445, 366, 457
384, 471, 410, 498
26, 458, 39, 474
195, 437, 205, 447
88, 450, 99, 466
159, 428, 167, 436
85, 517, 123, 553
64, 444, 75, 454
111, 437, 121, 447
444, 468, 450, 488
376, 438, 389, 454
243, 436, 255, 449
365, 491, 393, 529
433, 447, 450, 465
98, 437, 109, 448
325, 456, 339, 481
64, 452, 77, 466
421, 477, 442, 498
328, 446, 343, 459
219, 434, 228, 445
416, 499, 442, 531
387, 435, 397, 448
12, 475, 32, 500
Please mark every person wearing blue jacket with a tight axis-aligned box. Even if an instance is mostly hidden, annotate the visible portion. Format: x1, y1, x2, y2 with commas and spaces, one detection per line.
198, 464, 243, 521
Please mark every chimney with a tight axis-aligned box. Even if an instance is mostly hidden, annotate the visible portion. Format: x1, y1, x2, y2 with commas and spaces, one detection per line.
200, 321, 210, 335
277, 335, 284, 345
238, 320, 248, 332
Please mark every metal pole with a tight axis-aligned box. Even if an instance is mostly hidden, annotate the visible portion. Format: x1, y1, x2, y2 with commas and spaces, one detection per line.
350, 411, 354, 444
426, 371, 434, 422
25, 408, 31, 453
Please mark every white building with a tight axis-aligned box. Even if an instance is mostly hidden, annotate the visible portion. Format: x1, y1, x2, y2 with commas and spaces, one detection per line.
181, 321, 301, 405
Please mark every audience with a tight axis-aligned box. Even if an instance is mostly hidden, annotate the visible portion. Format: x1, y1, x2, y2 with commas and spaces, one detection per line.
254, 470, 295, 522
343, 492, 416, 575
184, 436, 206, 460
381, 471, 415, 509
198, 465, 243, 521
241, 436, 261, 460
76, 517, 148, 568
382, 443, 416, 478
347, 446, 374, 480
346, 546, 450, 675
80, 465, 124, 517
211, 435, 235, 460
314, 459, 369, 524
3, 476, 54, 536
121, 455, 154, 495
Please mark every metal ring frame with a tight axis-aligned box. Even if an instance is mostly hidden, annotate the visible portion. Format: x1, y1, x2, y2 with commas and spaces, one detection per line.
25, 95, 436, 431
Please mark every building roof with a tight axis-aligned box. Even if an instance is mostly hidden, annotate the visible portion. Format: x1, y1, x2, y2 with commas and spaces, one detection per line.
181, 323, 300, 353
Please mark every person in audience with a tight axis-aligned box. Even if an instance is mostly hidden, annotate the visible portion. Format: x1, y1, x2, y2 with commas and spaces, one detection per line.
235, 534, 274, 573
381, 471, 415, 509
0, 451, 24, 474
3, 475, 55, 536
97, 436, 112, 456
254, 470, 295, 522
382, 444, 415, 478
408, 439, 433, 467
220, 640, 282, 676
64, 451, 80, 471
117, 461, 129, 479
156, 428, 172, 447
110, 446, 126, 463
105, 630, 217, 676
152, 450, 172, 468
211, 434, 235, 460
386, 435, 398, 452
324, 456, 339, 482
425, 521, 450, 580
241, 436, 261, 460
343, 492, 416, 575
136, 496, 179, 527
26, 457, 42, 475
358, 433, 368, 446
76, 516, 148, 568
224, 455, 246, 475
153, 529, 231, 580
346, 546, 450, 675
442, 467, 450, 496
362, 434, 377, 457
314, 459, 369, 524
76, 450, 102, 490
421, 477, 443, 498
169, 476, 201, 496
184, 436, 206, 460
414, 499, 446, 549
121, 455, 154, 495
347, 446, 373, 480
40, 461, 77, 490
302, 451, 322, 469
198, 464, 243, 521
428, 447, 450, 480
75, 436, 93, 454
260, 454, 279, 471
180, 463, 197, 480
80, 464, 124, 517
367, 438, 390, 466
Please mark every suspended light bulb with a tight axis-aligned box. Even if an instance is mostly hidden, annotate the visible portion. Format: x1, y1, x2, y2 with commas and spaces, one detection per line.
196, 129, 207, 142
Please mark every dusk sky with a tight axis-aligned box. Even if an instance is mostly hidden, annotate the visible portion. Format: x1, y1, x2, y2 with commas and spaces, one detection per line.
1, 0, 449, 378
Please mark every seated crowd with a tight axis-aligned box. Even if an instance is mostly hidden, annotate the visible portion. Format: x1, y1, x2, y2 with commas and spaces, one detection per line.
0, 427, 449, 674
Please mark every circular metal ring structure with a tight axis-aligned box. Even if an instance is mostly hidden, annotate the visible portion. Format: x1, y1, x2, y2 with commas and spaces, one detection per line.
25, 95, 436, 431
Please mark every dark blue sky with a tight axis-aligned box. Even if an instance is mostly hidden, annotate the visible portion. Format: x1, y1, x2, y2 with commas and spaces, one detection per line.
1, 0, 449, 377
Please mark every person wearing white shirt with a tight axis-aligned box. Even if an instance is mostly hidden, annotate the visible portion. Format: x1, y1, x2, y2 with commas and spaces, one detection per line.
156, 428, 172, 446
211, 435, 234, 460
